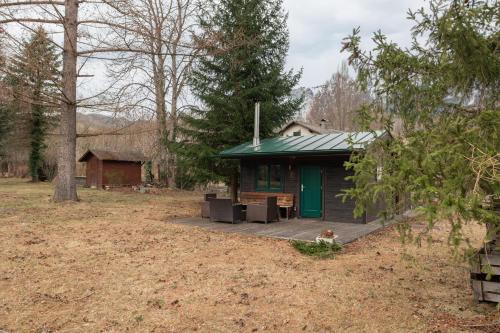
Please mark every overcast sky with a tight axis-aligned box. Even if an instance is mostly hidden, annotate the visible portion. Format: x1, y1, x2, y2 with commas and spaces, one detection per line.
283, 0, 428, 87
3, 0, 430, 110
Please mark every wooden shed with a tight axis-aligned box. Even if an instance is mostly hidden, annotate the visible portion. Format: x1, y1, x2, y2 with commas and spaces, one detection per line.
78, 149, 146, 188
220, 131, 388, 223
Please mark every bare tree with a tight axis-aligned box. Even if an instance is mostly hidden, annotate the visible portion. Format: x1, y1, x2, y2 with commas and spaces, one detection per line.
97, 0, 201, 186
55, 0, 78, 200
0, 0, 78, 200
308, 61, 370, 131
0, 0, 198, 199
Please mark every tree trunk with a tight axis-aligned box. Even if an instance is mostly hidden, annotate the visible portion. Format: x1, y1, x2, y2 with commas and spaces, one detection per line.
229, 171, 238, 202
155, 100, 167, 184
167, 53, 178, 189
153, 54, 168, 185
53, 0, 78, 202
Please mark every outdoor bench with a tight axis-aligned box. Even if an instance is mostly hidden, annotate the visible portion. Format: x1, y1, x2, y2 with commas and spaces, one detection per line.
240, 192, 294, 220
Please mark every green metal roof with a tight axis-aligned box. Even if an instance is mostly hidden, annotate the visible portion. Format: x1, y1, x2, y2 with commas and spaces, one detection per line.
219, 130, 386, 158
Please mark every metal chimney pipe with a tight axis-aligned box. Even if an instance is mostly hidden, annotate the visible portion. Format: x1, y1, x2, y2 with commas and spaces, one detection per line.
253, 102, 260, 147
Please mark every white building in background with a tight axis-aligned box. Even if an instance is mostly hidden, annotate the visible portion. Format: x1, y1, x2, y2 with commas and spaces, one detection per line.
278, 119, 341, 137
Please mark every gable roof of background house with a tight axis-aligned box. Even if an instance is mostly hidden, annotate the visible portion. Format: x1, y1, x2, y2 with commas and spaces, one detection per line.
78, 149, 147, 162
277, 120, 342, 135
220, 130, 386, 158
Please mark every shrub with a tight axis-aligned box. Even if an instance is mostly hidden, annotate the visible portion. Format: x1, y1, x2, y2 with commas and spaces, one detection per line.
290, 240, 342, 259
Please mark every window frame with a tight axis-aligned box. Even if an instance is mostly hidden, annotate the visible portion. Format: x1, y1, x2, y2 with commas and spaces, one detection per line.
255, 163, 283, 192
256, 164, 269, 191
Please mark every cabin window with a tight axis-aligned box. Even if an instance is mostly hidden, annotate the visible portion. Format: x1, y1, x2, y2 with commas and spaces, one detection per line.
256, 165, 269, 190
269, 165, 281, 190
293, 130, 301, 136
256, 164, 282, 191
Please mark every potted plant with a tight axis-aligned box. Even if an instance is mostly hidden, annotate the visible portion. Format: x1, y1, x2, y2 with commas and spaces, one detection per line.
316, 229, 338, 244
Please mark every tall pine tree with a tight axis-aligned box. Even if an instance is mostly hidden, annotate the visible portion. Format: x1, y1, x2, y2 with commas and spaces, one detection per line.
341, 0, 499, 253
6, 27, 60, 182
0, 104, 11, 158
180, 0, 302, 196
0, 43, 10, 158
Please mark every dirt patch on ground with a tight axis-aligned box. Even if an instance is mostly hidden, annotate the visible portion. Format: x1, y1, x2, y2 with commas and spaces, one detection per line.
0, 179, 498, 332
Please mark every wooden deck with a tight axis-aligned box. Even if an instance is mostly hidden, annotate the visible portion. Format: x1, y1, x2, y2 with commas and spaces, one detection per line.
171, 217, 394, 244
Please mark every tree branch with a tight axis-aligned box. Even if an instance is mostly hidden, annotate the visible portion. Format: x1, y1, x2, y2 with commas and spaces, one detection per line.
0, 18, 62, 24
0, 1, 65, 8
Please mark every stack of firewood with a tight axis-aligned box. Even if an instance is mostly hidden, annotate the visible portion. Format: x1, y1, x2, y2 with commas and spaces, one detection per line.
471, 232, 500, 303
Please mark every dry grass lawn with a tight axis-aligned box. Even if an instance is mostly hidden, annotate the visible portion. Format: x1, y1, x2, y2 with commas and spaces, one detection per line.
0, 178, 498, 332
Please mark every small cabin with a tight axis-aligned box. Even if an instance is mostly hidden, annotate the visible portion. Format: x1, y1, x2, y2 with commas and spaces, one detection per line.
220, 131, 388, 223
78, 149, 146, 188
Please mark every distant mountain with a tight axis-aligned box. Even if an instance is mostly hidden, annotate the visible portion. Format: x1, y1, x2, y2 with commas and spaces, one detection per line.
291, 87, 314, 120
76, 112, 131, 130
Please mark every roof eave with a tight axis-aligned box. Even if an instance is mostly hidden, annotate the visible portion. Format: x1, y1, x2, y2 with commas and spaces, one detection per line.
101, 159, 144, 162
78, 150, 92, 162
219, 149, 356, 159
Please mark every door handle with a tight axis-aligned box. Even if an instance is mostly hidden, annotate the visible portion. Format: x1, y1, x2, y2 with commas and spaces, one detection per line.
301, 184, 304, 192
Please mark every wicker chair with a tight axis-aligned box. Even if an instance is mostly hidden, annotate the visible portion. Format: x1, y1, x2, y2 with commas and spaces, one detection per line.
209, 198, 243, 224
246, 196, 279, 224
201, 193, 217, 218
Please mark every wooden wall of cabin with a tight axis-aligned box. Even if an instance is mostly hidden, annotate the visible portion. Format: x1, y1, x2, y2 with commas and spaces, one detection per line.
240, 160, 256, 192
85, 154, 99, 188
240, 155, 376, 223
322, 160, 366, 223
101, 161, 142, 186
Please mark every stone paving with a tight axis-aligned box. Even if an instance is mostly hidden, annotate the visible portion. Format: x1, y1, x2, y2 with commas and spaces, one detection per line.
171, 216, 395, 244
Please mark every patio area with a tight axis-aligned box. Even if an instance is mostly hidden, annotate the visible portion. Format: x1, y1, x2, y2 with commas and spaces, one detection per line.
171, 217, 394, 244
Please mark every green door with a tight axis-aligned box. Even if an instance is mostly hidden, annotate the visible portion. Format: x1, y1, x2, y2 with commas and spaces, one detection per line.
300, 166, 322, 218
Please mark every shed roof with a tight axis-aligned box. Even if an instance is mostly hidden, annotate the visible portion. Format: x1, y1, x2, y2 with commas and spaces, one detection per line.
219, 130, 386, 158
78, 149, 147, 162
